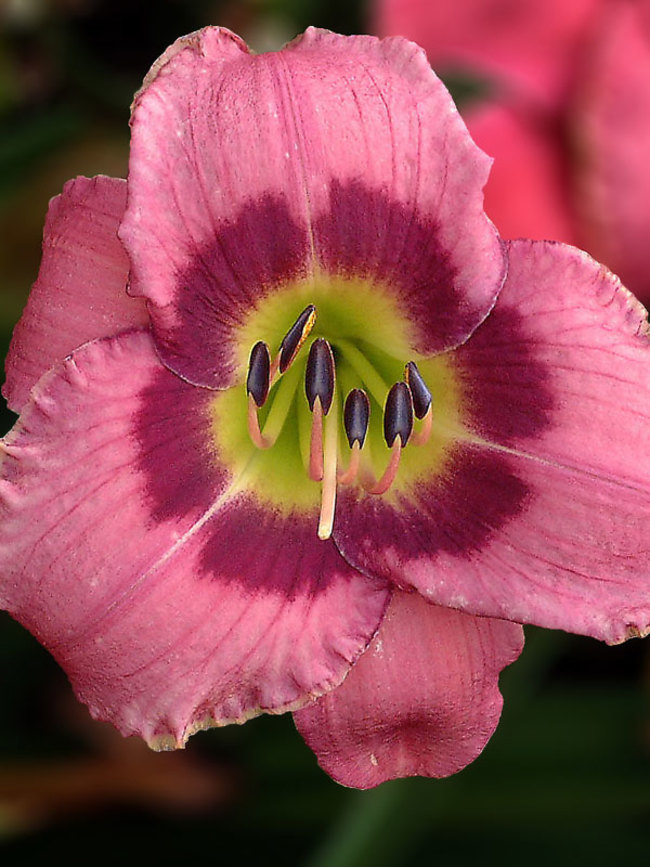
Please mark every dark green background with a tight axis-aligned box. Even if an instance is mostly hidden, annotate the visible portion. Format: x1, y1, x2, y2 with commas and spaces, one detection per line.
1, 2, 648, 863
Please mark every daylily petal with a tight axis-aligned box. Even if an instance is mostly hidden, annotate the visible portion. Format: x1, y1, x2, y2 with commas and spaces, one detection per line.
575, 0, 650, 302
0, 330, 389, 746
294, 590, 523, 788
466, 101, 578, 245
120, 26, 505, 389
335, 240, 650, 644
3, 176, 148, 414
376, 0, 601, 108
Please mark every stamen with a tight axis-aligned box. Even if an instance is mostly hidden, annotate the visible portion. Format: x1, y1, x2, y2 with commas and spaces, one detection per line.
305, 338, 335, 415
278, 304, 316, 373
366, 439, 402, 495
246, 341, 271, 407
363, 382, 412, 495
243, 312, 431, 528
339, 389, 370, 485
338, 441, 361, 485
383, 381, 414, 448
309, 396, 324, 481
405, 361, 433, 446
247, 392, 272, 449
411, 404, 433, 446
404, 362, 431, 419
246, 341, 273, 449
318, 388, 339, 540
343, 388, 370, 448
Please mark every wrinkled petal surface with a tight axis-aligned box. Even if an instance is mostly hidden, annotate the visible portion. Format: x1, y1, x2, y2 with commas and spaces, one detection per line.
576, 0, 650, 302
376, 0, 601, 107
466, 101, 577, 245
120, 26, 505, 388
0, 331, 389, 746
295, 590, 523, 788
3, 176, 148, 414
335, 241, 650, 644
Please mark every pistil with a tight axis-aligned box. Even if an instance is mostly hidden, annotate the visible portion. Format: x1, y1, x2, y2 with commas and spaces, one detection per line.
318, 388, 339, 540
309, 397, 324, 481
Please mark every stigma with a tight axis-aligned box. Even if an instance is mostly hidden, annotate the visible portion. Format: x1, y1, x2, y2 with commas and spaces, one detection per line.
245, 305, 433, 540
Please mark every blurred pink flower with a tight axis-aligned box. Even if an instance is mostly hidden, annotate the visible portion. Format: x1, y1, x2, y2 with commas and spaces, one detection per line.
377, 0, 650, 302
1, 27, 650, 789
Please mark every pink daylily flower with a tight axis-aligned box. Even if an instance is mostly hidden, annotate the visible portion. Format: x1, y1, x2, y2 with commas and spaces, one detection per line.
376, 0, 650, 303
2, 27, 650, 790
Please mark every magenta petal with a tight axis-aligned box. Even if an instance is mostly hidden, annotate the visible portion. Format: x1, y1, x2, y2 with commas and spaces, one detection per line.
294, 590, 523, 788
3, 176, 149, 414
376, 0, 601, 108
335, 241, 650, 644
576, 1, 650, 302
120, 26, 505, 388
466, 101, 577, 245
0, 331, 389, 745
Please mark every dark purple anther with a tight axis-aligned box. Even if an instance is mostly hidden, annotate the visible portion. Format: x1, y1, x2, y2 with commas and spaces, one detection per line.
279, 304, 316, 373
344, 389, 370, 448
305, 338, 335, 415
384, 381, 414, 447
405, 361, 432, 419
246, 341, 271, 407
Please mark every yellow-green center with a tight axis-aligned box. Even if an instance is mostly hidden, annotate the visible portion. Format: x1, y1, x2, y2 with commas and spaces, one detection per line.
210, 275, 462, 522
